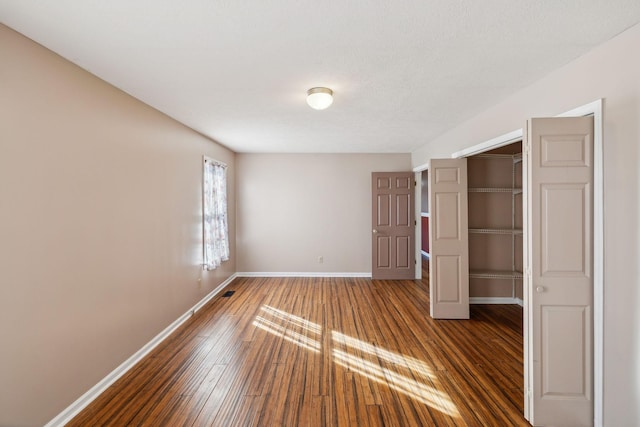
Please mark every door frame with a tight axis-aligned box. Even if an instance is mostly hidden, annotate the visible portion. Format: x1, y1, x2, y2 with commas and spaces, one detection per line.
412, 99, 603, 426
414, 167, 427, 280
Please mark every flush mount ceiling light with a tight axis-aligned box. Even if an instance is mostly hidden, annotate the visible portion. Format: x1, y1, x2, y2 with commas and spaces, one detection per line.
306, 87, 333, 110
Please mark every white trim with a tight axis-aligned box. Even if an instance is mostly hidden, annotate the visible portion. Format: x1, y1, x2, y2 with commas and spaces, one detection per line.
412, 161, 429, 172
415, 172, 422, 280
236, 272, 371, 278
414, 168, 429, 280
452, 129, 524, 159
44, 273, 238, 427
451, 129, 522, 159
470, 297, 521, 305
192, 274, 238, 314
523, 121, 532, 421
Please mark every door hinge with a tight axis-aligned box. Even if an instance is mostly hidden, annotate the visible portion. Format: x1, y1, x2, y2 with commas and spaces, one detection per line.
414, 220, 417, 226
415, 259, 417, 264
414, 180, 417, 187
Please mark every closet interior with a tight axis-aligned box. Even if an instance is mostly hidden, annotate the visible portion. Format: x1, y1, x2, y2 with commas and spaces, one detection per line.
467, 142, 523, 304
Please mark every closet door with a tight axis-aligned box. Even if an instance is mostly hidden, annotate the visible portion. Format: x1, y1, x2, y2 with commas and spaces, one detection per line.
428, 158, 469, 319
526, 117, 594, 426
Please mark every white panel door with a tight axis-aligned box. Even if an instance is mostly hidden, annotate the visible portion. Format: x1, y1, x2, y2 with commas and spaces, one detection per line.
429, 158, 469, 319
526, 117, 594, 426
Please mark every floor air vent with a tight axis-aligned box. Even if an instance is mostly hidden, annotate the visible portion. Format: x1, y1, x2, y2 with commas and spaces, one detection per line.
222, 290, 235, 298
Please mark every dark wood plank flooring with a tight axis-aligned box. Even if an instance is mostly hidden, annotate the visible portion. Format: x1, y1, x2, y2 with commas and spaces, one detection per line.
69, 262, 530, 426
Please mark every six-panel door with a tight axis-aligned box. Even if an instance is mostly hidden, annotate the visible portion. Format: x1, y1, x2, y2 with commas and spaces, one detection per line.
371, 172, 415, 280
526, 117, 594, 426
428, 159, 470, 319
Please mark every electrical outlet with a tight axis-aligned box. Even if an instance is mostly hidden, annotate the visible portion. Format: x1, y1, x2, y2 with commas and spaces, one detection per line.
318, 256, 323, 264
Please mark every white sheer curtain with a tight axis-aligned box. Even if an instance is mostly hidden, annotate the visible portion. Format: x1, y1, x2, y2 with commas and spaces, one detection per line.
203, 158, 229, 270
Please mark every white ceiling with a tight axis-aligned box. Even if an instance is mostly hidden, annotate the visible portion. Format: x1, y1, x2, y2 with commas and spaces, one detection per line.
2, 1, 640, 153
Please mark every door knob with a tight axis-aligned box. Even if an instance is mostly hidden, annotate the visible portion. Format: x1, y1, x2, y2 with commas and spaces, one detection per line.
372, 229, 378, 234
536, 286, 545, 293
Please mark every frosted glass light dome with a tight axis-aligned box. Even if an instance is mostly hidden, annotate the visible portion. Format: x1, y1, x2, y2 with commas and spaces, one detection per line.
306, 87, 333, 110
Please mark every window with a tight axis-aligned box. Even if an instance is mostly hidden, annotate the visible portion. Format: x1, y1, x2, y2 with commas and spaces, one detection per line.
203, 157, 229, 270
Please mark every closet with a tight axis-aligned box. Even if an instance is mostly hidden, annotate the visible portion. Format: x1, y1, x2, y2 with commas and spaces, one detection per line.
428, 115, 596, 426
428, 141, 524, 318
467, 142, 523, 304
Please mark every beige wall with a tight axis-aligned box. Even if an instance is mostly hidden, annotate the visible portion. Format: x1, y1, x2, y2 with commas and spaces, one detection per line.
412, 23, 640, 426
5, 13, 639, 425
236, 153, 411, 273
0, 25, 236, 426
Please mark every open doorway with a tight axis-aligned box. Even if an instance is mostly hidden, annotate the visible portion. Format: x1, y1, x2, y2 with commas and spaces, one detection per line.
420, 170, 429, 281
466, 142, 523, 305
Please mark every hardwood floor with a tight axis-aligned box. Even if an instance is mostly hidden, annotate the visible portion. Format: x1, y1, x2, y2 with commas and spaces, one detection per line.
69, 263, 530, 426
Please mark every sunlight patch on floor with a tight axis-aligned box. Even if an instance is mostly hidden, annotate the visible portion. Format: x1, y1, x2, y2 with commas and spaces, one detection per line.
260, 305, 322, 334
252, 305, 321, 353
331, 331, 436, 380
252, 306, 460, 418
332, 331, 460, 418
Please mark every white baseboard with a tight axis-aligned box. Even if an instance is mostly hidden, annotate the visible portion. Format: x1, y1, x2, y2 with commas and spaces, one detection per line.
45, 273, 238, 427
420, 250, 430, 259
470, 297, 522, 305
192, 274, 238, 313
236, 272, 371, 278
